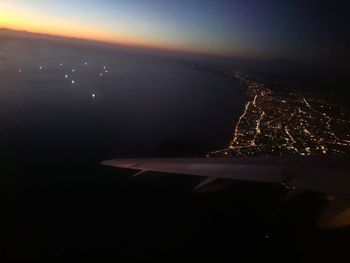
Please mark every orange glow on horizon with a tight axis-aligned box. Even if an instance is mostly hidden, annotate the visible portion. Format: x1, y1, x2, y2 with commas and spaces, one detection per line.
0, 4, 212, 56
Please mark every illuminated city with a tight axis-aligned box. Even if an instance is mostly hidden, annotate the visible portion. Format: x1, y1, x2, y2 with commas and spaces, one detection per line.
211, 71, 350, 157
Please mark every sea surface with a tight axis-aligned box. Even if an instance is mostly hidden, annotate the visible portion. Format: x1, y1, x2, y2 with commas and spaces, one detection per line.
0, 31, 244, 165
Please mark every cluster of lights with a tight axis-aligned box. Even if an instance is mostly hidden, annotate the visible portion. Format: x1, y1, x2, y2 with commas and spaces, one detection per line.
99, 65, 109, 76
211, 71, 350, 157
14, 56, 110, 100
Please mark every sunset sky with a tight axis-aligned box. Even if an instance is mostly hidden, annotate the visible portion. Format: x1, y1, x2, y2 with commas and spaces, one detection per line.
1, 0, 347, 63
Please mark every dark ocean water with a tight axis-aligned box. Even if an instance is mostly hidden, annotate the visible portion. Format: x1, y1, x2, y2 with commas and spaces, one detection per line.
0, 32, 349, 262
0, 33, 244, 166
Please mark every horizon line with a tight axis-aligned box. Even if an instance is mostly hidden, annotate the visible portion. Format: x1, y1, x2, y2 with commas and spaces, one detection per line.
0, 27, 227, 59
0, 27, 275, 62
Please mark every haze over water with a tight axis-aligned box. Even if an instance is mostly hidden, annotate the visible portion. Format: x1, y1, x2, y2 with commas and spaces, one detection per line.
0, 31, 244, 164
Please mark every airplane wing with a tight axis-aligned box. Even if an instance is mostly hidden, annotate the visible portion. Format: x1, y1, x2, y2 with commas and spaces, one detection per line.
102, 156, 350, 228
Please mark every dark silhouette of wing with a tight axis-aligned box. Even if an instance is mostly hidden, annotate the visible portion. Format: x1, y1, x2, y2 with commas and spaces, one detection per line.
102, 156, 350, 228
